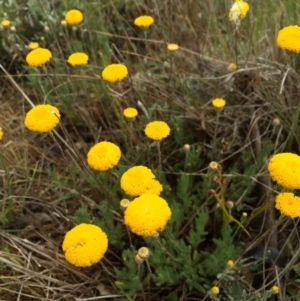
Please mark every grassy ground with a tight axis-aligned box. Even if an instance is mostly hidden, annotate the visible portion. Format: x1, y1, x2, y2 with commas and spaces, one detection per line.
1, 0, 300, 300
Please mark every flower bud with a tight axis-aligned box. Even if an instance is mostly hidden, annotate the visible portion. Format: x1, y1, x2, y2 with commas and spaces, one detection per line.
273, 118, 280, 126
208, 161, 219, 170
183, 144, 190, 152
226, 200, 234, 209
242, 212, 247, 217
138, 247, 150, 259
135, 254, 144, 264
209, 189, 216, 196
120, 199, 130, 210
227, 259, 234, 267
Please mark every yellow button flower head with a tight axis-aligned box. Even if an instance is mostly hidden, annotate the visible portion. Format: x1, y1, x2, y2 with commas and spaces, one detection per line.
62, 223, 108, 267
0, 127, 3, 140
275, 193, 300, 218
65, 9, 83, 25
101, 64, 128, 83
167, 43, 179, 51
134, 15, 154, 28
1, 19, 10, 27
120, 165, 162, 197
123, 107, 138, 119
87, 141, 121, 171
212, 98, 226, 109
144, 121, 171, 141
26, 48, 52, 67
229, 1, 249, 24
28, 42, 39, 50
25, 104, 60, 133
227, 63, 237, 72
68, 52, 89, 66
211, 286, 220, 295
124, 194, 171, 237
227, 259, 234, 267
276, 25, 300, 53
268, 152, 300, 189
272, 286, 279, 294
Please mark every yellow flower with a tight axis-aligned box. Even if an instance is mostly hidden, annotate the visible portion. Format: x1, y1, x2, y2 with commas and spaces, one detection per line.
62, 223, 108, 267
0, 127, 3, 140
227, 63, 237, 72
227, 259, 234, 267
65, 9, 83, 25
124, 194, 171, 237
1, 19, 10, 27
276, 25, 300, 53
123, 107, 138, 119
275, 193, 300, 218
267, 153, 300, 189
101, 64, 128, 83
28, 42, 39, 50
229, 1, 249, 23
68, 52, 89, 66
134, 15, 154, 28
26, 48, 52, 67
120, 165, 162, 197
212, 98, 226, 109
25, 104, 60, 133
144, 121, 171, 141
272, 286, 279, 294
87, 141, 121, 171
211, 286, 220, 295
167, 43, 179, 51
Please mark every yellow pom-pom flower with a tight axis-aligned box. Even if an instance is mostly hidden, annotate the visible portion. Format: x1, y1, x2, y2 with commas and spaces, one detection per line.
268, 152, 300, 189
212, 98, 226, 109
227, 259, 234, 267
65, 9, 83, 25
101, 64, 128, 83
28, 42, 39, 50
1, 20, 10, 27
123, 107, 138, 119
211, 286, 220, 295
25, 104, 60, 133
120, 165, 162, 197
87, 141, 121, 171
276, 25, 300, 53
62, 223, 108, 267
144, 121, 171, 141
67, 52, 89, 66
124, 194, 171, 237
272, 286, 279, 294
167, 43, 179, 51
134, 16, 154, 28
227, 63, 237, 72
26, 48, 52, 67
229, 0, 249, 23
0, 127, 3, 140
275, 193, 300, 218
